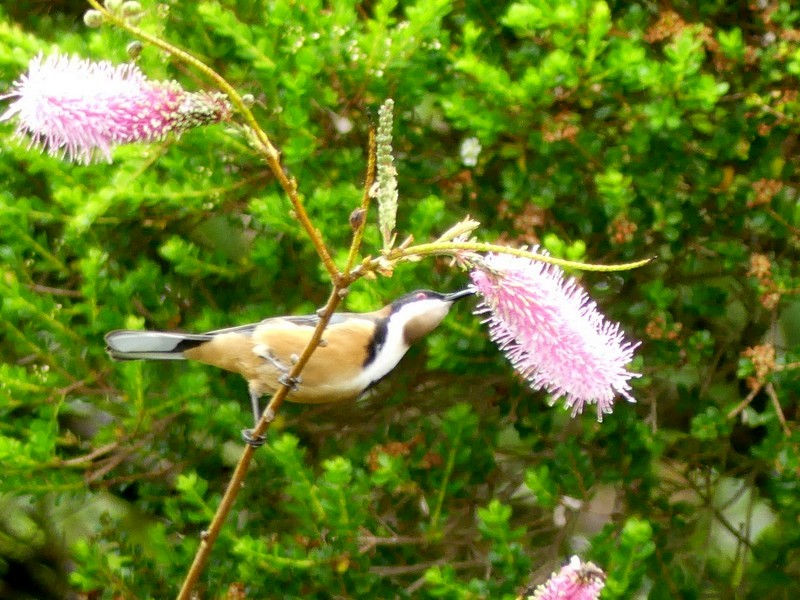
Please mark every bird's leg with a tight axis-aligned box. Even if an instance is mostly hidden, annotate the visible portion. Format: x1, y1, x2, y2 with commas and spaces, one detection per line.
249, 387, 262, 425
241, 387, 266, 448
254, 344, 303, 391
244, 345, 303, 447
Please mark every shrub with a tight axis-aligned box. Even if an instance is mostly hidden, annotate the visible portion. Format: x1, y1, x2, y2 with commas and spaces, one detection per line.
1, 1, 799, 598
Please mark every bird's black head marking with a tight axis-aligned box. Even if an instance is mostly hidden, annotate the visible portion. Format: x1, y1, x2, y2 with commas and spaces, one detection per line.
390, 288, 473, 310
390, 289, 442, 309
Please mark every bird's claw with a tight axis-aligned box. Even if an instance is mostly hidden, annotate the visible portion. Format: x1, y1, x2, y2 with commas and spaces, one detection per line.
241, 428, 266, 448
279, 373, 302, 391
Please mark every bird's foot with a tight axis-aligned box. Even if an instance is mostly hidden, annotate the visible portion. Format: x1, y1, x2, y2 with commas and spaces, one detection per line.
254, 344, 291, 374
241, 428, 266, 448
279, 373, 302, 391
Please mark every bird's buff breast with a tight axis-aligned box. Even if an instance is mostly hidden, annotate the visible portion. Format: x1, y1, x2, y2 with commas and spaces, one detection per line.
183, 325, 371, 404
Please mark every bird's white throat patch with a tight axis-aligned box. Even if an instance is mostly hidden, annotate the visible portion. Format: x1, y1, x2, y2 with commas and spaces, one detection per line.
353, 298, 451, 391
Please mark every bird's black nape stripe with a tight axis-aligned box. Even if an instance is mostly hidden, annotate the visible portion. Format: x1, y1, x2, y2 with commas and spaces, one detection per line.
363, 317, 389, 367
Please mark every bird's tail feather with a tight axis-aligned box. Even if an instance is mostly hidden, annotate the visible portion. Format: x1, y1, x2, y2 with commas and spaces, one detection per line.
105, 330, 213, 361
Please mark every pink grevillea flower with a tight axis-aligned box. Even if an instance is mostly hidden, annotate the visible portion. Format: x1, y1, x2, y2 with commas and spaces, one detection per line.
528, 556, 605, 600
1, 53, 231, 164
470, 250, 639, 420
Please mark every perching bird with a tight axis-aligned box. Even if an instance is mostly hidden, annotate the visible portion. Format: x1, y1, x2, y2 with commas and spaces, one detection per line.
105, 289, 473, 443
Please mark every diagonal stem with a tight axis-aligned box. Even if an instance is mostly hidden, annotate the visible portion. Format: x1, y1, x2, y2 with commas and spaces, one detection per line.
175, 285, 345, 600
375, 241, 654, 273
343, 127, 377, 276
85, 0, 340, 281
176, 120, 380, 600
430, 417, 464, 535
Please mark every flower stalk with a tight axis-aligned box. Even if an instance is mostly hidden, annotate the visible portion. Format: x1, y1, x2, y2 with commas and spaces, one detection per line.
359, 240, 653, 276
373, 99, 398, 251
81, 0, 341, 282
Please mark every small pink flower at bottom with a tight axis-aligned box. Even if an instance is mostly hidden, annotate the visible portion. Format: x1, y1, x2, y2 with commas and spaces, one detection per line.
528, 556, 605, 600
1, 52, 231, 164
470, 250, 639, 420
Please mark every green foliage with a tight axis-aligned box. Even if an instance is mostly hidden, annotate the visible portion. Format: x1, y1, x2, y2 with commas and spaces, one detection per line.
2, 0, 800, 598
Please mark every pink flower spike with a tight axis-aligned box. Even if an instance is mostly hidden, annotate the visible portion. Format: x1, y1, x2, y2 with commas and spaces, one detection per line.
1, 53, 231, 164
529, 556, 605, 600
470, 250, 640, 420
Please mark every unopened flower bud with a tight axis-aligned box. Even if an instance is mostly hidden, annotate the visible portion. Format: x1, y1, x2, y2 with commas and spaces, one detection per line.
83, 10, 104, 28
121, 1, 143, 18
349, 208, 366, 230
126, 41, 143, 60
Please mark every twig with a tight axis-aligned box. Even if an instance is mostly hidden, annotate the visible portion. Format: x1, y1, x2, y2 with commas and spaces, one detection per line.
358, 533, 426, 553
343, 127, 377, 276
776, 360, 800, 371
679, 470, 755, 551
26, 283, 83, 297
430, 416, 464, 534
370, 558, 483, 577
96, 461, 182, 488
726, 386, 760, 421
359, 240, 654, 274
59, 442, 118, 467
87, 416, 178, 482
765, 382, 791, 436
175, 286, 346, 600
85, 0, 340, 281
175, 119, 379, 600
766, 207, 800, 237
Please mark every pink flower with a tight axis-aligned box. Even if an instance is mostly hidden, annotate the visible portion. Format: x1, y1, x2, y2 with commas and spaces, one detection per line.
470, 251, 639, 420
1, 53, 230, 164
529, 556, 605, 600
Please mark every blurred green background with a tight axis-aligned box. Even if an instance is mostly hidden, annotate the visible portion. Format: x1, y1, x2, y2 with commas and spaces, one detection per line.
2, 0, 800, 598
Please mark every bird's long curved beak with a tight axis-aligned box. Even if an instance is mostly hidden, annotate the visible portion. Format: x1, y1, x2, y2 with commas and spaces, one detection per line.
444, 288, 475, 303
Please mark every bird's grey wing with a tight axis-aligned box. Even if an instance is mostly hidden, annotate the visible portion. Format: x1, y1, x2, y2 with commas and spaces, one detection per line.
206, 315, 321, 336
279, 313, 369, 327
205, 312, 364, 336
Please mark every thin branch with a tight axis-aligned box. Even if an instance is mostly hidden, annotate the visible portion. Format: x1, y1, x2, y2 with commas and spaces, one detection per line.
343, 126, 377, 277
26, 283, 83, 297
679, 470, 755, 551
176, 137, 377, 600
430, 417, 464, 534
175, 284, 345, 600
726, 386, 760, 421
765, 382, 791, 436
360, 241, 653, 274
86, 416, 178, 482
358, 533, 427, 553
766, 207, 800, 237
776, 360, 800, 371
59, 442, 118, 467
370, 558, 484, 577
85, 0, 340, 281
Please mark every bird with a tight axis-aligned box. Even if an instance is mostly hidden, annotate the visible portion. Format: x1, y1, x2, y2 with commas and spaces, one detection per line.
105, 288, 474, 444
